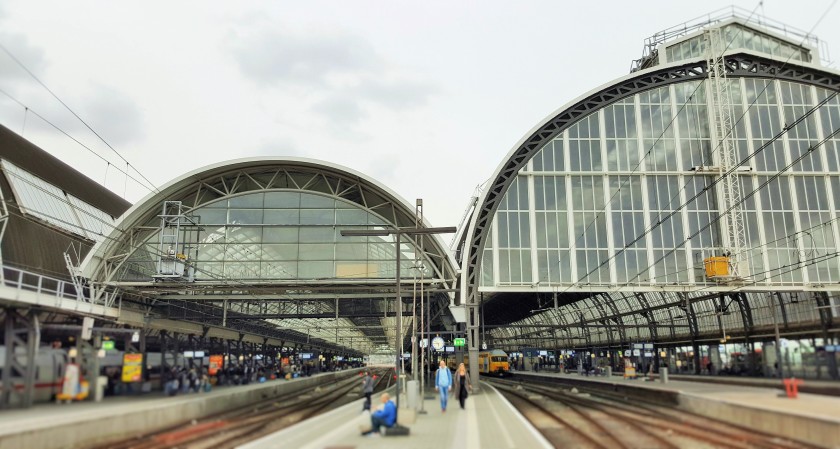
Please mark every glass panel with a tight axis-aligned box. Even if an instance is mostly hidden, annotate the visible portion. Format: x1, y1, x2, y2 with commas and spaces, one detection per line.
228, 193, 264, 208
264, 209, 300, 225
265, 191, 301, 208
2, 160, 90, 238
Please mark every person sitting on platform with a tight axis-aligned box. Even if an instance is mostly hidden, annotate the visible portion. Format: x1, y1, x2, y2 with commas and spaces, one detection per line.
364, 392, 396, 436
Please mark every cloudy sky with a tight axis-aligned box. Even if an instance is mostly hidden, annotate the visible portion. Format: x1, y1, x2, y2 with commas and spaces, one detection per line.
0, 0, 837, 235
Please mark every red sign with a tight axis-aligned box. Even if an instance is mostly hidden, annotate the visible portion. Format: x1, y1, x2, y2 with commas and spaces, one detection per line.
209, 355, 224, 375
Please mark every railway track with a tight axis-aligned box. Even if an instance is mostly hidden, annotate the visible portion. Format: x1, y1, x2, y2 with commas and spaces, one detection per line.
97, 369, 393, 449
487, 378, 822, 449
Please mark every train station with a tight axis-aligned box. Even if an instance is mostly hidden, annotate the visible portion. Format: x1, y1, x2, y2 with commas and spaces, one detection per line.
2, 6, 840, 449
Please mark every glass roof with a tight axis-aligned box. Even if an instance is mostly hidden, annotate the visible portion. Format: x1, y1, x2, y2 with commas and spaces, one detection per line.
2, 159, 115, 242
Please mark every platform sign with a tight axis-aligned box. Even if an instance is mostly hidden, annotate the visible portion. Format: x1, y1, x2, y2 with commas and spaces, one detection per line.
644, 352, 652, 358
826, 345, 836, 352
121, 353, 143, 383
454, 338, 465, 347
102, 340, 115, 351
445, 346, 455, 352
209, 355, 224, 375
632, 349, 641, 357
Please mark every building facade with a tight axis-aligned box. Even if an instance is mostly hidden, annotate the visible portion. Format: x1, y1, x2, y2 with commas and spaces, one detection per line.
461, 15, 840, 378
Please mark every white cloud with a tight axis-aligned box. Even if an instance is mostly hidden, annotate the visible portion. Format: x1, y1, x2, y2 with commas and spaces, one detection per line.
82, 84, 145, 146
0, 32, 47, 83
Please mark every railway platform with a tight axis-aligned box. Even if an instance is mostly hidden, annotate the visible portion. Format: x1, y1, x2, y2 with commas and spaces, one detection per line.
0, 370, 362, 449
240, 382, 552, 449
515, 370, 840, 448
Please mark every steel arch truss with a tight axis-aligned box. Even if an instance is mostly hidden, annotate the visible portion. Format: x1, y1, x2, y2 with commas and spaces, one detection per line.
463, 53, 840, 309
80, 160, 458, 355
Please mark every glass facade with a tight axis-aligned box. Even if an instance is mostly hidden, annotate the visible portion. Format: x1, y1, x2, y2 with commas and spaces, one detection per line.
665, 23, 811, 64
481, 78, 840, 289
119, 190, 426, 282
2, 159, 115, 242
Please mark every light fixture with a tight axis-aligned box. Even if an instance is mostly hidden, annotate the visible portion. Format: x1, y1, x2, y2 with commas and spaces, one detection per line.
68, 348, 78, 358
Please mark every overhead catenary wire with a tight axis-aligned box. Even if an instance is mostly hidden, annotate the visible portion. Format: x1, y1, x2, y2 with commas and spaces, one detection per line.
0, 183, 365, 349
564, 2, 765, 269
0, 42, 160, 195
0, 173, 406, 352
556, 1, 838, 292
625, 115, 840, 282
638, 215, 840, 284
0, 87, 158, 194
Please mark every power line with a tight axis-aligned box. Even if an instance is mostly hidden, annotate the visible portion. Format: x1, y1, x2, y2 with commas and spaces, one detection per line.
564, 2, 765, 272
0, 87, 158, 194
0, 42, 160, 195
559, 1, 838, 291
638, 215, 840, 284
0, 175, 416, 349
613, 125, 840, 289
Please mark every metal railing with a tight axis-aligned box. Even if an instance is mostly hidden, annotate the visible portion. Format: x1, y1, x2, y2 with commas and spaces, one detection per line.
0, 264, 119, 311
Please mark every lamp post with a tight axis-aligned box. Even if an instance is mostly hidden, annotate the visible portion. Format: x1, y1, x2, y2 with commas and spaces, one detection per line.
341, 223, 455, 419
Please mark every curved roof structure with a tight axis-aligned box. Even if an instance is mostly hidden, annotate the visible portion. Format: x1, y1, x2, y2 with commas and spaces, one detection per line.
81, 157, 458, 355
459, 18, 840, 360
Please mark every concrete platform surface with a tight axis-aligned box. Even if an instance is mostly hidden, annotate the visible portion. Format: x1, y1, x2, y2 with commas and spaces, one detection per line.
0, 370, 360, 449
239, 382, 552, 449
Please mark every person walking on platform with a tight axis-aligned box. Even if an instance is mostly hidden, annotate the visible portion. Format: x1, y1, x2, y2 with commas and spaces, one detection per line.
453, 363, 472, 410
435, 360, 452, 412
361, 371, 374, 411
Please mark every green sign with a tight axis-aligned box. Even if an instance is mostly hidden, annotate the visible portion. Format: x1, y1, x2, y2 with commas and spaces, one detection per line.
102, 340, 115, 350
454, 338, 465, 347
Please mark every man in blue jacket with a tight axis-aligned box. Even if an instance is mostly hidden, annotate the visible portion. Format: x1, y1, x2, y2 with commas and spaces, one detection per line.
434, 360, 452, 412
367, 392, 396, 436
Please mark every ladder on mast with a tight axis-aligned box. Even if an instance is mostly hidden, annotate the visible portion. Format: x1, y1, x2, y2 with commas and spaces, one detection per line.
705, 27, 748, 280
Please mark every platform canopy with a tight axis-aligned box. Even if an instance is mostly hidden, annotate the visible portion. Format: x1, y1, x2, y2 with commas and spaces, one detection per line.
80, 157, 458, 355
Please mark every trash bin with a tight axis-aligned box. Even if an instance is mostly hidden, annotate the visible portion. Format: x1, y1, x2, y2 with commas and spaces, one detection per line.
95, 376, 108, 402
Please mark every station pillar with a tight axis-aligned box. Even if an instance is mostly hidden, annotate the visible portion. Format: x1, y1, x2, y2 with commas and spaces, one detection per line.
1, 308, 39, 409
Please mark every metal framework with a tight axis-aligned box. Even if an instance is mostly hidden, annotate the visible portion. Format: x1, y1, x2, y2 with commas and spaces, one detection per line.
79, 159, 459, 355
462, 52, 840, 311
705, 27, 748, 279
1, 308, 38, 408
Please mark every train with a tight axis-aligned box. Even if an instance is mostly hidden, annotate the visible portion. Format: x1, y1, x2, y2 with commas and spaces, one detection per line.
0, 346, 177, 405
477, 349, 511, 377
444, 349, 511, 377
0, 346, 68, 404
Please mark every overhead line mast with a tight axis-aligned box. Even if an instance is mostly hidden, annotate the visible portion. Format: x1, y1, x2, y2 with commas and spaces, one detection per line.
705, 27, 748, 281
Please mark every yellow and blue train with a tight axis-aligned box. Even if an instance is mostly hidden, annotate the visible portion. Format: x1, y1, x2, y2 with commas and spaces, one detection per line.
445, 349, 511, 377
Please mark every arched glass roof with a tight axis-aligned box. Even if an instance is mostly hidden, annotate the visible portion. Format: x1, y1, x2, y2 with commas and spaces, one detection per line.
460, 23, 840, 353
80, 158, 458, 355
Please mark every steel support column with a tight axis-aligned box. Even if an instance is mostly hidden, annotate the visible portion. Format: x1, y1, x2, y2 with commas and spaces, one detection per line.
1, 308, 39, 409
